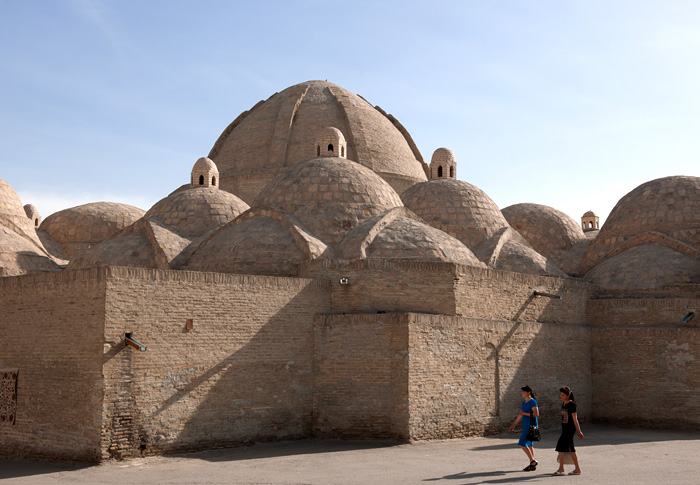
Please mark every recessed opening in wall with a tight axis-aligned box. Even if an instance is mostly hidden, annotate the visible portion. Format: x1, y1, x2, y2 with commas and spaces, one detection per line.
186, 318, 194, 330
449, 166, 454, 177
199, 175, 204, 185
438, 166, 443, 178
317, 145, 320, 156
34, 219, 38, 227
341, 146, 344, 157
212, 176, 216, 186
328, 143, 334, 153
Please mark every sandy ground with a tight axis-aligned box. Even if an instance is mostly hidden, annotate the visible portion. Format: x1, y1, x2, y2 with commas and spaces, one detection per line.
1, 425, 699, 484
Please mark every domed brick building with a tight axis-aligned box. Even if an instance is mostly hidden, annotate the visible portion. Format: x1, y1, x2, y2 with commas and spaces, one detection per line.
1, 81, 699, 462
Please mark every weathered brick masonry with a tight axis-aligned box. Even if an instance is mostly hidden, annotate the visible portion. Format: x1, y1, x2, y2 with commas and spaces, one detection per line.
0, 269, 106, 461
101, 267, 330, 459
588, 298, 700, 430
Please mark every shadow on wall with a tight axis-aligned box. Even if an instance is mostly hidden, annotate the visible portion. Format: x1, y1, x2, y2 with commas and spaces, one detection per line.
484, 294, 591, 434
104, 284, 326, 458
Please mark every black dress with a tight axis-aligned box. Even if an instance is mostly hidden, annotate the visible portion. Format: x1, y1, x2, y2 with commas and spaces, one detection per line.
555, 401, 577, 453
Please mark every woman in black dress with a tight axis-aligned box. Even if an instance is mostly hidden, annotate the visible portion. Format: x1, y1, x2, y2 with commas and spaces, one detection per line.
553, 386, 584, 476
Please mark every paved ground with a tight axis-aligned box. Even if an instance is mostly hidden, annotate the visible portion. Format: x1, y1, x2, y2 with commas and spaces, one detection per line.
1, 425, 699, 484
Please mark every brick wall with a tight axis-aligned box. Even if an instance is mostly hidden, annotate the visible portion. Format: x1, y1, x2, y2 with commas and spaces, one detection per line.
455, 265, 592, 323
302, 260, 458, 315
589, 298, 700, 430
406, 314, 591, 440
313, 313, 409, 440
0, 269, 106, 461
101, 267, 330, 459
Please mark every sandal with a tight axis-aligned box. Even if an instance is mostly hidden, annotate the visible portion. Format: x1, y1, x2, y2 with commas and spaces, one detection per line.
523, 461, 537, 471
552, 471, 565, 476
568, 471, 582, 475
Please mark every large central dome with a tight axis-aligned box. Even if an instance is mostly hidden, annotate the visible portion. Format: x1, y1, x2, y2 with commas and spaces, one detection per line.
209, 80, 428, 203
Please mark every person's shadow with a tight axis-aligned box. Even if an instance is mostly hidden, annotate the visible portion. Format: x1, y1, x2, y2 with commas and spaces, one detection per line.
424, 470, 549, 483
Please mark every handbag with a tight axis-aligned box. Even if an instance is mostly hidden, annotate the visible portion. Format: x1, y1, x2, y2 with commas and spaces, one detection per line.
557, 452, 575, 465
526, 411, 541, 442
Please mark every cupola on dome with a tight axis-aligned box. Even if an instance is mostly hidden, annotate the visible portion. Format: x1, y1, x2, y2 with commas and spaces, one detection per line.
191, 157, 219, 188
315, 127, 347, 158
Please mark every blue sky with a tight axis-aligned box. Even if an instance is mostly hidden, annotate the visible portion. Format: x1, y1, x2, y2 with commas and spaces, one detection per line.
2, 1, 699, 225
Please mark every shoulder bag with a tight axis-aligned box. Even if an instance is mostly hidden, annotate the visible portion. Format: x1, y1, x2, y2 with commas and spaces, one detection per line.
526, 411, 541, 442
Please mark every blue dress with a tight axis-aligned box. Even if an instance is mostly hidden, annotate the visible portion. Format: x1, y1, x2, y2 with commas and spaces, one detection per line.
518, 398, 538, 447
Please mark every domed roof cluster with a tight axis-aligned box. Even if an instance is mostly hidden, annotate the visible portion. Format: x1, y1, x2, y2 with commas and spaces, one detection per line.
5, 80, 699, 292
208, 80, 428, 203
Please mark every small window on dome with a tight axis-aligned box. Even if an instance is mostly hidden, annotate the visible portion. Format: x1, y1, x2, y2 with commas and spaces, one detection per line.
199, 175, 204, 185
34, 218, 39, 227
317, 145, 320, 156
341, 146, 345, 157
449, 166, 454, 177
328, 143, 334, 153
438, 166, 443, 178
212, 176, 216, 186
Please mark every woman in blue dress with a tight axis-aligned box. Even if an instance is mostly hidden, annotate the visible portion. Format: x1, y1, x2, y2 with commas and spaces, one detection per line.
509, 385, 539, 471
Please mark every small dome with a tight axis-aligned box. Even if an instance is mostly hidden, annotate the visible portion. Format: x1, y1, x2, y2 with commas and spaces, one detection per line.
582, 210, 597, 217
39, 202, 145, 258
583, 176, 700, 269
208, 80, 428, 203
315, 127, 347, 158
431, 148, 456, 165
429, 148, 457, 179
502, 203, 585, 267
145, 187, 249, 238
401, 178, 509, 249
192, 157, 218, 172
191, 157, 220, 188
254, 157, 403, 246
186, 207, 330, 277
23, 204, 41, 227
584, 244, 700, 290
336, 207, 484, 266
0, 226, 61, 276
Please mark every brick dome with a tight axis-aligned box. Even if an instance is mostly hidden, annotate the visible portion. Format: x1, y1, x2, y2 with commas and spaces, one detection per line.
185, 206, 330, 277
474, 227, 565, 277
0, 225, 61, 276
67, 218, 194, 271
336, 207, 485, 266
209, 80, 428, 203
502, 203, 584, 267
0, 178, 37, 239
39, 202, 145, 258
254, 157, 403, 246
192, 157, 218, 172
145, 187, 249, 238
582, 176, 700, 271
401, 178, 509, 249
584, 244, 700, 290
